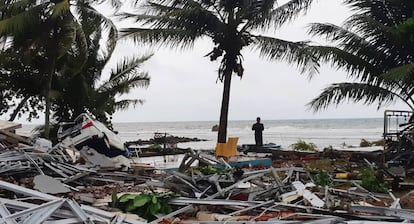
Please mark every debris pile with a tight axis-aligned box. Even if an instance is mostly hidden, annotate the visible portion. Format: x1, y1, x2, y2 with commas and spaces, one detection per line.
125, 132, 207, 148
125, 132, 207, 157
145, 152, 414, 223
0, 117, 414, 223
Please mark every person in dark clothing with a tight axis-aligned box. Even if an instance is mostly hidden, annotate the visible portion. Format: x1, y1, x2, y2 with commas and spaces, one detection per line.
252, 117, 264, 146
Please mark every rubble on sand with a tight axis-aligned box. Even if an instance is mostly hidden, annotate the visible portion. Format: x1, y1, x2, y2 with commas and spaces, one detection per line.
1, 118, 414, 223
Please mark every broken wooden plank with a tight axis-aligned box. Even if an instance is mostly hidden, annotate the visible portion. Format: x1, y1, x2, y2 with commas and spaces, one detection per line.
0, 120, 21, 132
0, 130, 31, 145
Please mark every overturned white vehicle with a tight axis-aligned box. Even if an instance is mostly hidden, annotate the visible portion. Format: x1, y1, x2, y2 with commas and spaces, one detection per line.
57, 113, 130, 158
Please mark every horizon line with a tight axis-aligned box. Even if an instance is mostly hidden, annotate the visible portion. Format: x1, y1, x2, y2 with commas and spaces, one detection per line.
17, 116, 384, 125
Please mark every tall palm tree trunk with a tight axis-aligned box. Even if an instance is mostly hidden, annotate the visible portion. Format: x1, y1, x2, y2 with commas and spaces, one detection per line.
217, 68, 233, 143
44, 57, 56, 138
44, 28, 58, 139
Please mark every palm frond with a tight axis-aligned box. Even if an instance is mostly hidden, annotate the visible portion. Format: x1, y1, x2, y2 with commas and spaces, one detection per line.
345, 14, 394, 41
114, 99, 144, 111
238, 0, 276, 31
98, 55, 152, 95
99, 72, 150, 97
119, 2, 222, 37
50, 0, 70, 19
307, 82, 407, 112
93, 0, 122, 11
381, 64, 414, 85
77, 3, 118, 53
109, 54, 153, 81
59, 21, 88, 75
251, 35, 319, 76
0, 3, 45, 35
307, 23, 375, 55
308, 22, 400, 69
308, 45, 382, 83
56, 17, 77, 59
74, 21, 88, 65
344, 16, 408, 66
0, 0, 28, 10
245, 0, 314, 31
343, 0, 411, 26
120, 27, 199, 49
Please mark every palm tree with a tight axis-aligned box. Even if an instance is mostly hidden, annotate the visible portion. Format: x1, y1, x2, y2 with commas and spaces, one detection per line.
120, 0, 319, 144
0, 48, 47, 121
53, 32, 152, 128
307, 0, 414, 112
0, 0, 87, 136
50, 4, 151, 128
0, 0, 118, 137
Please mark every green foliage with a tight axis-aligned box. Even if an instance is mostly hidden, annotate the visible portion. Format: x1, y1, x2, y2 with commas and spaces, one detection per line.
291, 140, 317, 152
323, 145, 333, 150
113, 192, 177, 221
198, 166, 232, 175
322, 145, 334, 152
360, 168, 388, 193
360, 139, 371, 147
147, 144, 162, 150
0, 0, 150, 129
313, 170, 331, 187
360, 139, 385, 147
308, 0, 414, 112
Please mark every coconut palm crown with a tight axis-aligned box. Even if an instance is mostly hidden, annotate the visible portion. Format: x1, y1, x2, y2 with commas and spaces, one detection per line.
0, 0, 121, 136
307, 0, 414, 111
0, 0, 153, 141
121, 0, 319, 143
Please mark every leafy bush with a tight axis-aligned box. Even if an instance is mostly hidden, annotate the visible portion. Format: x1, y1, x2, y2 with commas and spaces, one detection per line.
360, 168, 388, 193
313, 170, 331, 187
112, 192, 177, 221
360, 139, 371, 147
360, 139, 385, 147
322, 145, 334, 151
147, 144, 163, 150
291, 140, 317, 152
198, 166, 232, 175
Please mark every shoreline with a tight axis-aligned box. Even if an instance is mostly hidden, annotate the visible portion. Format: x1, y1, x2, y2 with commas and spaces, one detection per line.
16, 118, 385, 151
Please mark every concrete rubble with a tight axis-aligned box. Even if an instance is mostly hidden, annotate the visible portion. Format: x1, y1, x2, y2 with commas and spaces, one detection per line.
0, 119, 414, 223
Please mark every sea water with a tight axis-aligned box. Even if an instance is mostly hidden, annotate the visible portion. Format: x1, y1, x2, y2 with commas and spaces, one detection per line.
112, 118, 386, 150
17, 118, 389, 150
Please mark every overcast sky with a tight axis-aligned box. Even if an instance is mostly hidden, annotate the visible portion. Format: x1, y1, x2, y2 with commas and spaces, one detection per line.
5, 0, 410, 124
106, 0, 409, 123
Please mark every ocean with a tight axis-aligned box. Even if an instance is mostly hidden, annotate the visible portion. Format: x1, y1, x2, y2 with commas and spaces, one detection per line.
111, 118, 386, 150
18, 118, 388, 150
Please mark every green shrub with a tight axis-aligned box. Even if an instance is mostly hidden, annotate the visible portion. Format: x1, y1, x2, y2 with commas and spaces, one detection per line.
198, 166, 232, 175
112, 192, 178, 221
360, 139, 385, 147
313, 170, 331, 187
360, 139, 372, 147
291, 140, 317, 152
360, 168, 388, 193
147, 144, 163, 150
323, 145, 334, 151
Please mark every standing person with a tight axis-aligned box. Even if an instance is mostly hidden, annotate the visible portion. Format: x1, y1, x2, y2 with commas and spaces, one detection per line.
252, 117, 264, 146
